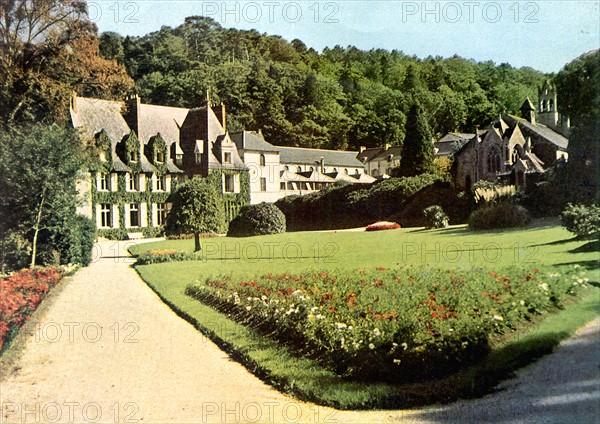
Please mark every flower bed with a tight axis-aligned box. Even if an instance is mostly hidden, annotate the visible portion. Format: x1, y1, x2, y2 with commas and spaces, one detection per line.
186, 265, 588, 382
137, 250, 202, 265
0, 268, 62, 351
365, 221, 401, 231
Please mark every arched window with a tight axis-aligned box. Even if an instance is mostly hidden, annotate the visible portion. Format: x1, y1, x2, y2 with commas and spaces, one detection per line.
487, 148, 502, 174
310, 166, 315, 172
259, 154, 266, 166
297, 166, 302, 173
511, 149, 519, 164
549, 99, 554, 112
284, 165, 289, 171
345, 168, 349, 175
333, 168, 337, 172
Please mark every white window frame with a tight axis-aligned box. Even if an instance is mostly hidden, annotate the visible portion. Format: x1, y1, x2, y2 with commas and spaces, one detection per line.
100, 203, 112, 228
98, 173, 109, 191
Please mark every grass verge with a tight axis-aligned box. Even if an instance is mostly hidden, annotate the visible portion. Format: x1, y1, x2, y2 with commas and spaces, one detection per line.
136, 263, 598, 409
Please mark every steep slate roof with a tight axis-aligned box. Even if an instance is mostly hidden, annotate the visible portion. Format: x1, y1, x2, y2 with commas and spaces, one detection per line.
357, 147, 384, 163
279, 146, 364, 168
504, 115, 568, 150
437, 133, 475, 143
137, 103, 189, 144
70, 96, 130, 143
230, 131, 280, 153
372, 146, 403, 162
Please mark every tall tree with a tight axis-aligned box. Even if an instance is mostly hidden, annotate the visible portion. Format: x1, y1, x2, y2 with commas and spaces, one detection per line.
0, 124, 86, 267
397, 103, 435, 177
0, 0, 132, 125
165, 178, 225, 251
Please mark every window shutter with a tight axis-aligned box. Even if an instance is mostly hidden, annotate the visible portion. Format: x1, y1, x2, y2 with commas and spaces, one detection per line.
112, 204, 119, 228
234, 174, 240, 193
151, 203, 157, 227
140, 203, 148, 227
110, 173, 118, 192
139, 174, 146, 192
124, 204, 130, 228
95, 204, 102, 228
165, 175, 171, 192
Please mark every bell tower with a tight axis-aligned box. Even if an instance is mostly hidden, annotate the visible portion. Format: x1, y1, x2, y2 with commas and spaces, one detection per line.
538, 81, 558, 128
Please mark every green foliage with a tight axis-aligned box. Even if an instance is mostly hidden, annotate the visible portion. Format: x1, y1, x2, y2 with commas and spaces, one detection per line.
116, 17, 547, 150
52, 215, 96, 266
97, 228, 129, 240
0, 124, 86, 269
166, 177, 226, 237
227, 203, 286, 237
423, 205, 449, 229
137, 249, 201, 265
469, 202, 531, 230
186, 265, 586, 382
561, 203, 600, 239
397, 103, 435, 177
276, 174, 440, 231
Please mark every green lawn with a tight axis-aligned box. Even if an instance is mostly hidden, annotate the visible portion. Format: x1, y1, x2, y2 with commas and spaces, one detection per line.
131, 222, 600, 409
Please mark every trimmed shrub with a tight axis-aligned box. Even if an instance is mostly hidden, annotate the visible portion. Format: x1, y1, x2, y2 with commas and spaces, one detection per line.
137, 250, 201, 265
423, 205, 449, 229
468, 202, 531, 230
365, 221, 401, 231
561, 203, 600, 239
227, 203, 286, 237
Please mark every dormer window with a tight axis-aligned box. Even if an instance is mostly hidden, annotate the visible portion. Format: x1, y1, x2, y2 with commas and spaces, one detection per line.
224, 152, 232, 164
129, 150, 139, 162
156, 150, 164, 163
99, 151, 107, 162
259, 154, 266, 166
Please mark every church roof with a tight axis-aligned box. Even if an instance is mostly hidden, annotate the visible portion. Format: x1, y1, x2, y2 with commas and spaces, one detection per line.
520, 97, 536, 111
504, 115, 569, 150
357, 147, 384, 163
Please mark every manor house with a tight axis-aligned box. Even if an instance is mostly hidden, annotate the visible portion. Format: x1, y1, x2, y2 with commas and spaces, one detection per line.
70, 95, 374, 235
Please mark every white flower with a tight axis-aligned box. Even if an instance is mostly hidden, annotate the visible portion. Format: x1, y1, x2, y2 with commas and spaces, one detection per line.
373, 328, 381, 337
315, 314, 324, 320
401, 342, 408, 350
335, 322, 347, 329
519, 300, 525, 306
261, 295, 267, 301
310, 306, 319, 313
493, 315, 504, 321
245, 306, 252, 311
539, 283, 549, 292
368, 343, 375, 350
393, 359, 402, 365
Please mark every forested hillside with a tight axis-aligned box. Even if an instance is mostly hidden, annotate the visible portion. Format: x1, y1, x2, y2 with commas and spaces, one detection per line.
100, 16, 548, 150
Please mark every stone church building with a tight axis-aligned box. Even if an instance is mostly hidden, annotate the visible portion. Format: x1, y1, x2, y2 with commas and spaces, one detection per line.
452, 82, 569, 191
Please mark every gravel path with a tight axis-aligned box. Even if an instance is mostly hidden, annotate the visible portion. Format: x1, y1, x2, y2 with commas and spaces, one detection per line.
1, 239, 598, 423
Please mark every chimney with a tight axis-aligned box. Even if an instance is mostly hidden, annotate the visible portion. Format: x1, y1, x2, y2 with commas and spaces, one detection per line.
70, 91, 78, 112
125, 94, 142, 139
384, 143, 391, 151
320, 157, 325, 173
359, 146, 366, 153
213, 102, 226, 131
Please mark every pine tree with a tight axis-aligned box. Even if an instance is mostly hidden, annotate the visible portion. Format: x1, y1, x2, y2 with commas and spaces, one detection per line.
397, 103, 435, 177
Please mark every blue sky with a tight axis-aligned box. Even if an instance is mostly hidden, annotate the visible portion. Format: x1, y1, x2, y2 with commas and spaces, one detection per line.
91, 1, 600, 73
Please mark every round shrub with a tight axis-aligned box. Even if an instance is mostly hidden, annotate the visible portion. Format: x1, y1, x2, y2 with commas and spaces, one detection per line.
468, 202, 531, 230
561, 203, 600, 239
227, 203, 286, 237
423, 205, 449, 229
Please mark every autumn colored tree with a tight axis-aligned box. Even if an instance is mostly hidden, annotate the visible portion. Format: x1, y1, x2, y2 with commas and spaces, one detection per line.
0, 0, 133, 125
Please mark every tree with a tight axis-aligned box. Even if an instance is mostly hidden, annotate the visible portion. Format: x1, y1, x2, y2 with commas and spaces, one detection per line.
396, 103, 435, 177
0, 1, 133, 125
0, 124, 86, 267
165, 177, 225, 251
